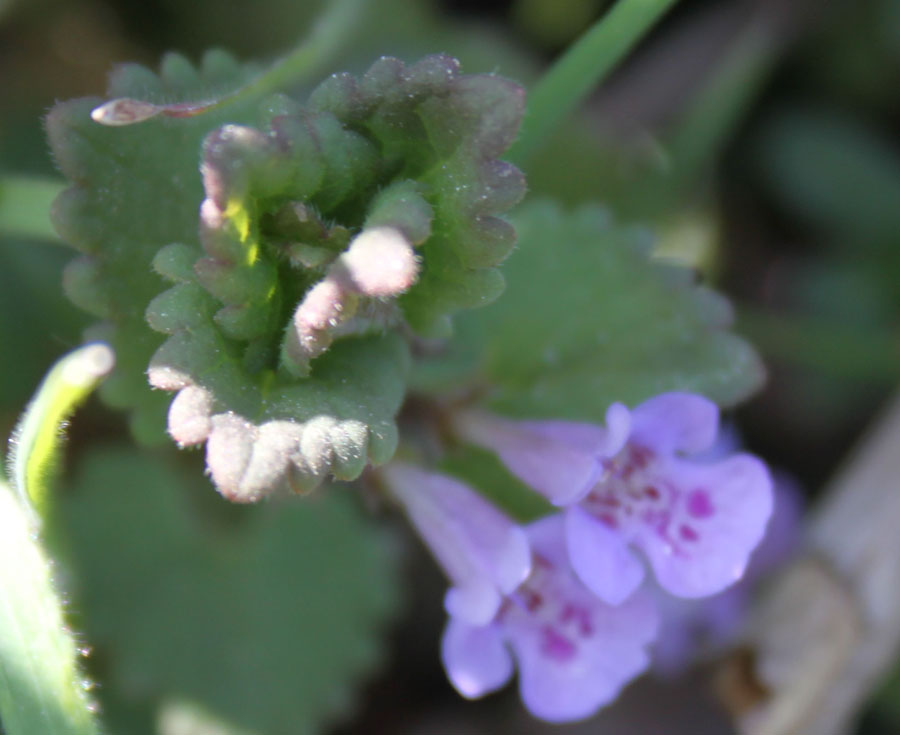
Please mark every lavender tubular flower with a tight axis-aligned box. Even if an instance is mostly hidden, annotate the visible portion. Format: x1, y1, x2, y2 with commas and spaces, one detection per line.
380, 463, 531, 625
380, 466, 658, 722
443, 515, 658, 723
454, 392, 774, 604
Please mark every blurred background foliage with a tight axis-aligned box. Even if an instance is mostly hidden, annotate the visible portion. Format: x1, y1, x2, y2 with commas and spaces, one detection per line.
0, 0, 899, 733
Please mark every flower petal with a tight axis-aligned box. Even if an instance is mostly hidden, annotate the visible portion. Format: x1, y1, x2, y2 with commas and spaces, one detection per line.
453, 408, 630, 505
641, 454, 773, 597
444, 581, 502, 627
519, 402, 630, 459
521, 512, 568, 564
382, 463, 531, 620
565, 506, 645, 605
441, 618, 513, 699
510, 588, 658, 723
630, 392, 719, 456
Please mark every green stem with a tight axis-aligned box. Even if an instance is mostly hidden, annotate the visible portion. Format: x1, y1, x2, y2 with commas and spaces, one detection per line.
0, 176, 65, 242
508, 0, 679, 166
737, 307, 900, 382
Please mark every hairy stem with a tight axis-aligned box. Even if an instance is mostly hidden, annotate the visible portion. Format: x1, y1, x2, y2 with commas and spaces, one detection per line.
509, 0, 679, 165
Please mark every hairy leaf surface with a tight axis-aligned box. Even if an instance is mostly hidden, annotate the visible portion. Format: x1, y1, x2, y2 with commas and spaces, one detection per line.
48, 52, 523, 499
417, 201, 765, 419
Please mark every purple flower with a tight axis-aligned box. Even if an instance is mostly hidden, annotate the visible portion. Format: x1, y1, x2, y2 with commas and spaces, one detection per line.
380, 462, 531, 625
454, 392, 774, 604
442, 514, 658, 723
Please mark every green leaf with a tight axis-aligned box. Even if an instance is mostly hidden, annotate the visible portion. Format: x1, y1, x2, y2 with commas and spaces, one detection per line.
193, 53, 525, 343
150, 329, 409, 502
51, 447, 400, 735
49, 51, 524, 499
418, 200, 764, 419
46, 51, 262, 445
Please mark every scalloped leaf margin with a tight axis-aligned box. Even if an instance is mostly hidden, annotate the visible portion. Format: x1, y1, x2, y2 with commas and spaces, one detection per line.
48, 51, 525, 500
417, 200, 766, 420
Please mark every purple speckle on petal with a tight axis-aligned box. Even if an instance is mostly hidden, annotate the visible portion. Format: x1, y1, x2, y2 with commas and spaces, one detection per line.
598, 513, 619, 528
686, 489, 715, 519
541, 626, 577, 661
679, 524, 699, 542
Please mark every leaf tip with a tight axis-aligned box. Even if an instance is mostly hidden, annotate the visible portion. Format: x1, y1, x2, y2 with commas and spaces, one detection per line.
90, 98, 161, 126
61, 342, 116, 388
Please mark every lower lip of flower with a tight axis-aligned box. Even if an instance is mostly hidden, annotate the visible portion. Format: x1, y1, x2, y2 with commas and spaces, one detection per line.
501, 554, 595, 664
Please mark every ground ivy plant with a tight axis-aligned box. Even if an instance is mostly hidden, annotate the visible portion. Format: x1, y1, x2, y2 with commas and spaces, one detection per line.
49, 50, 525, 501
0, 0, 776, 732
